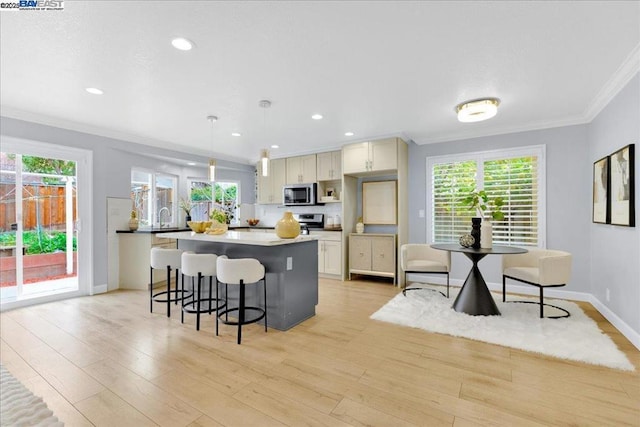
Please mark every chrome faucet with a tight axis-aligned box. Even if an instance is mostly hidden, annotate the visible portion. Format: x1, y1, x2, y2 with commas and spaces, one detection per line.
158, 207, 171, 228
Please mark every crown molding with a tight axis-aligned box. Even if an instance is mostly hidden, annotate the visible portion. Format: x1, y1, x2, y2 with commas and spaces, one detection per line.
0, 107, 252, 165
583, 42, 640, 121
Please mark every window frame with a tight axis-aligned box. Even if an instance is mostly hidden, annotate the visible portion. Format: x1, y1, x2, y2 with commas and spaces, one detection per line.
187, 178, 241, 224
426, 145, 546, 247
131, 168, 178, 228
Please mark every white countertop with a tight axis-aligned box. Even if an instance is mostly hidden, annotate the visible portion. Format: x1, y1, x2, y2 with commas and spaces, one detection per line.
160, 230, 318, 246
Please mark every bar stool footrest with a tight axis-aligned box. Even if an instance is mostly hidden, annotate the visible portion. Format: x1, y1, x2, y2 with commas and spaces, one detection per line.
183, 298, 225, 314
152, 289, 190, 303
217, 306, 266, 326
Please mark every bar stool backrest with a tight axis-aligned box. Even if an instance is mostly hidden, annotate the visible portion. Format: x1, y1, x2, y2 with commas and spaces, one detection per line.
150, 248, 183, 270
182, 253, 217, 277
216, 256, 265, 285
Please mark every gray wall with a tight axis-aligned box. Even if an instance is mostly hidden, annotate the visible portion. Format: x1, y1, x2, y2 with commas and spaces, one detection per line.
408, 73, 639, 337
588, 73, 639, 334
408, 124, 591, 293
0, 116, 256, 290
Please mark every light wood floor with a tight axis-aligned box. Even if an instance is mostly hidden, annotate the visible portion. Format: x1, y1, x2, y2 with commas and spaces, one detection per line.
1, 278, 639, 427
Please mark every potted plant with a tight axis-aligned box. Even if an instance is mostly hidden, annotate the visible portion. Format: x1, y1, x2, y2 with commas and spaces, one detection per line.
129, 210, 139, 231
208, 209, 228, 235
461, 189, 505, 221
460, 190, 504, 249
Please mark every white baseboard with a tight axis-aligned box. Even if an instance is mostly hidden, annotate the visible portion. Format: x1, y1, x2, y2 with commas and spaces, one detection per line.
407, 275, 640, 351
588, 295, 640, 351
92, 284, 108, 295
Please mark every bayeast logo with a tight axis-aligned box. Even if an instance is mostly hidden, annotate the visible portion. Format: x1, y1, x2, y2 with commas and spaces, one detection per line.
19, 0, 63, 9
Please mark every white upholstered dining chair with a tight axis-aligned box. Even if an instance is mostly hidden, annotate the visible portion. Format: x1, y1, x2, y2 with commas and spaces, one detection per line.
502, 248, 572, 318
400, 244, 451, 298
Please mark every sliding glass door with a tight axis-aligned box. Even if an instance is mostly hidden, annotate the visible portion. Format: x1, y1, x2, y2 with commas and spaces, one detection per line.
0, 138, 92, 307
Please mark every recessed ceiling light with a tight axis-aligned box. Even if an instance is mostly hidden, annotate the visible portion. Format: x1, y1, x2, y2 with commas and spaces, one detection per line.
171, 37, 195, 51
187, 162, 196, 166
311, 114, 323, 120
85, 87, 103, 95
455, 98, 500, 123
344, 132, 354, 137
231, 132, 242, 137
271, 144, 279, 149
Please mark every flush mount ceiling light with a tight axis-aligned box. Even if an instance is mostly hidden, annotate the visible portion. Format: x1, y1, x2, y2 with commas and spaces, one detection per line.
207, 115, 218, 182
311, 114, 323, 120
171, 37, 195, 51
344, 132, 354, 137
455, 98, 500, 123
271, 144, 279, 149
85, 87, 103, 95
259, 100, 272, 177
231, 132, 242, 137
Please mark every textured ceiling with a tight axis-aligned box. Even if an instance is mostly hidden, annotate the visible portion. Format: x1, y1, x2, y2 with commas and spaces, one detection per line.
1, 1, 639, 165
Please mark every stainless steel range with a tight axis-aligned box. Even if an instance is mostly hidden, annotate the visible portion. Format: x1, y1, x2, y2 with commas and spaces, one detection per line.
293, 213, 324, 234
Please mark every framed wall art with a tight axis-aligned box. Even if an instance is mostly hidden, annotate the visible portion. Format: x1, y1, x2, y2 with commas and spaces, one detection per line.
363, 180, 397, 224
592, 156, 610, 224
609, 143, 635, 227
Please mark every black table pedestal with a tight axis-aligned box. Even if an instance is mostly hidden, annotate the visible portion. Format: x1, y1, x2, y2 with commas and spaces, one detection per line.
452, 252, 501, 316
431, 243, 527, 316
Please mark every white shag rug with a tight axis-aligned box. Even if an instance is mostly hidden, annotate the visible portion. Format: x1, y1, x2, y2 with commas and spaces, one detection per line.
0, 364, 63, 427
371, 287, 635, 371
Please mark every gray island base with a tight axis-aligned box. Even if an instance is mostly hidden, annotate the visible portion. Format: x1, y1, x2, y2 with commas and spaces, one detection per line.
161, 231, 319, 331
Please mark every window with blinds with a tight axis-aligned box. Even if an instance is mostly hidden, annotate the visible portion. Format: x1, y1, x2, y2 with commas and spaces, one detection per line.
427, 146, 545, 247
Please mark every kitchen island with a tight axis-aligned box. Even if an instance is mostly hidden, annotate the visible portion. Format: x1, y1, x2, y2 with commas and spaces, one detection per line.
161, 231, 319, 331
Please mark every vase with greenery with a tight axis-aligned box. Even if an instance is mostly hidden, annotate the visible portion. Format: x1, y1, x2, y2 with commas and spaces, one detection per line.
461, 190, 505, 249
179, 197, 193, 227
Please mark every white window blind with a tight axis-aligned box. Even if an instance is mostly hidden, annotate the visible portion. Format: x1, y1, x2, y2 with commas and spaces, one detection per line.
427, 146, 545, 247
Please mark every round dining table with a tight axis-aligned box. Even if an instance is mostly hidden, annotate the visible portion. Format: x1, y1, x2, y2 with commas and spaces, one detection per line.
431, 243, 527, 316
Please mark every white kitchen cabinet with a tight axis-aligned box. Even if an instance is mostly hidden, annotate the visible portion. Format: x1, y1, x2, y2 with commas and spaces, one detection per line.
286, 154, 317, 184
257, 158, 286, 204
316, 151, 342, 181
315, 230, 342, 277
342, 138, 398, 175
118, 233, 177, 289
348, 233, 395, 282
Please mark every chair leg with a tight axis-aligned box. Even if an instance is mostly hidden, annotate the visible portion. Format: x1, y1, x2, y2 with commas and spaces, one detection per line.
196, 273, 202, 331
402, 271, 407, 296
166, 266, 171, 318
238, 280, 245, 344
181, 273, 185, 324
263, 277, 268, 332
446, 273, 450, 298
149, 267, 153, 313
215, 278, 219, 336
208, 276, 213, 315
502, 275, 506, 302
539, 287, 544, 318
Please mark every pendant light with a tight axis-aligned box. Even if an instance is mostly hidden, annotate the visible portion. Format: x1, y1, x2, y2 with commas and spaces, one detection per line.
260, 149, 269, 177
207, 115, 218, 182
259, 99, 271, 177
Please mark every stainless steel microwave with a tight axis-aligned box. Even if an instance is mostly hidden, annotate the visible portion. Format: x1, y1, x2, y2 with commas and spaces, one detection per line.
283, 183, 317, 206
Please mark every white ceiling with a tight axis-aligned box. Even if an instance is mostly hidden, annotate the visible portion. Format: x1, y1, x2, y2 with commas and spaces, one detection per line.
1, 1, 639, 165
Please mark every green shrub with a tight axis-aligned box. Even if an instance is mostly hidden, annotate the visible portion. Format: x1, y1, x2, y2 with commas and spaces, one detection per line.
0, 230, 77, 255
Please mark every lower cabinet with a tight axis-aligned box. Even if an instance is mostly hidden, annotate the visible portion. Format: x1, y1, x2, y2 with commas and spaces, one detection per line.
118, 233, 177, 290
314, 231, 342, 277
349, 233, 396, 283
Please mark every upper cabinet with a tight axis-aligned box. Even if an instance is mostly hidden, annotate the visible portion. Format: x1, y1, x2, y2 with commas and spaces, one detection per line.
257, 158, 286, 204
342, 138, 398, 175
316, 150, 342, 181
286, 154, 317, 184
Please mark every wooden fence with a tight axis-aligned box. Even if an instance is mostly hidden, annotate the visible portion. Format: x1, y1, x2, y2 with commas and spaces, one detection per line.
0, 184, 77, 231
